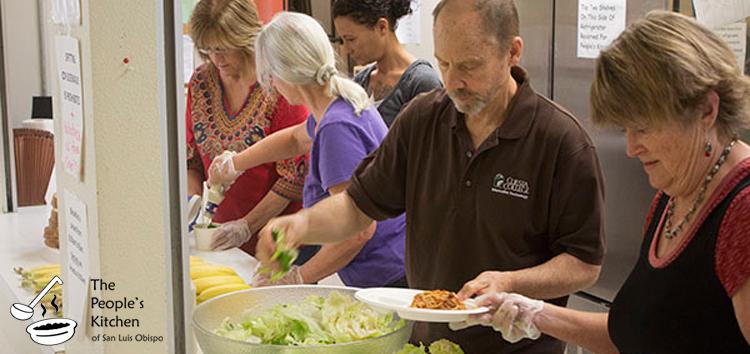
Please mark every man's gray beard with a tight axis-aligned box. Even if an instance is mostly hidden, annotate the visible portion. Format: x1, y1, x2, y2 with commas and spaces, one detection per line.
449, 92, 488, 115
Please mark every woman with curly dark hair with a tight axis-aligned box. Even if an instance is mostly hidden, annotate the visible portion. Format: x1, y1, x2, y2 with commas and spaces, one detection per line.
333, 0, 442, 127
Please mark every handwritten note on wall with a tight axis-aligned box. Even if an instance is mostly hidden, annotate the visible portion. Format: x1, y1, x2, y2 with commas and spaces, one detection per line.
55, 36, 84, 179
577, 0, 627, 59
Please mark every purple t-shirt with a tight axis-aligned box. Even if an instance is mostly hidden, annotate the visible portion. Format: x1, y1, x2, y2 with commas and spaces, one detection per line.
304, 98, 405, 287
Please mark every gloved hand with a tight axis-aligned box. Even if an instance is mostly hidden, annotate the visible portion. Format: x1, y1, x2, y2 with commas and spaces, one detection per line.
208, 151, 240, 188
255, 214, 306, 265
251, 265, 304, 287
449, 292, 544, 343
209, 219, 253, 251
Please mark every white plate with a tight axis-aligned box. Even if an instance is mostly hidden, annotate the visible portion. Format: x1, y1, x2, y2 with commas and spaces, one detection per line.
355, 288, 489, 323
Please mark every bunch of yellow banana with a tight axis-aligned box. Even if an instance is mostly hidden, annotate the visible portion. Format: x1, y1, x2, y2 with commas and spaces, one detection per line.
190, 256, 250, 304
14, 264, 61, 292
14, 264, 63, 317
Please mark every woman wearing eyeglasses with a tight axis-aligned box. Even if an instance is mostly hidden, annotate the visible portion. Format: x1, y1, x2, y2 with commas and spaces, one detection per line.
448, 12, 750, 354
185, 0, 308, 255
208, 12, 407, 289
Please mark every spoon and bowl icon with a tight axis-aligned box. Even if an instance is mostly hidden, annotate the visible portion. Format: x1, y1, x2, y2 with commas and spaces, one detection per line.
9, 276, 77, 346
10, 276, 62, 320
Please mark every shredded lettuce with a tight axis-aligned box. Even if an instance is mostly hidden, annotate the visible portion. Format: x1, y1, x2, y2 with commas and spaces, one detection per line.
396, 343, 428, 354
396, 339, 464, 354
214, 291, 405, 345
258, 229, 299, 281
429, 339, 465, 354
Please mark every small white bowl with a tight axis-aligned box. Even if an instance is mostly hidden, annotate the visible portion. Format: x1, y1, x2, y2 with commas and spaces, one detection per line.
193, 224, 220, 251
26, 318, 77, 346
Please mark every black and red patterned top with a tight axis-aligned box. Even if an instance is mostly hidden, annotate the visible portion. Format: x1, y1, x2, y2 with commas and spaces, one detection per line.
186, 63, 308, 228
609, 157, 750, 353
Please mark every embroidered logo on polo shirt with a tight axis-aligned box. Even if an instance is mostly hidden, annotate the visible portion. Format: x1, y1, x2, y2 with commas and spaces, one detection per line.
491, 173, 530, 200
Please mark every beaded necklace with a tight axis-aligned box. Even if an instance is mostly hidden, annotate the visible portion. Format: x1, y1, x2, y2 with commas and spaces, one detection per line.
663, 137, 738, 239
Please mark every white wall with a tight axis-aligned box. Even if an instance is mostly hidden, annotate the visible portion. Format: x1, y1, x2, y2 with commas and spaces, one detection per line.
0, 0, 45, 210
1, 0, 43, 125
401, 0, 440, 71
0, 84, 5, 212
50, 0, 176, 352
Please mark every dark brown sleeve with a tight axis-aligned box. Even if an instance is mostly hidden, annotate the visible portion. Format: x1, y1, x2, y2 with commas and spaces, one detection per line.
346, 103, 416, 221
548, 144, 606, 265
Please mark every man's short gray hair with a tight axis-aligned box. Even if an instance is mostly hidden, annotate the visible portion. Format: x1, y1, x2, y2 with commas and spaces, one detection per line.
433, 0, 519, 49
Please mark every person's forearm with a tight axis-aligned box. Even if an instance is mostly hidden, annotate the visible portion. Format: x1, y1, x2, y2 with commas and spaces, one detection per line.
244, 191, 291, 234
188, 168, 204, 196
233, 124, 310, 172
534, 304, 618, 354
299, 235, 369, 283
506, 253, 600, 299
298, 192, 374, 244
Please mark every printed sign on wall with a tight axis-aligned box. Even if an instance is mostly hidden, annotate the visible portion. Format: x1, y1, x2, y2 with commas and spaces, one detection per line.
713, 21, 748, 75
63, 188, 90, 327
51, 0, 81, 26
577, 0, 627, 59
693, 0, 750, 28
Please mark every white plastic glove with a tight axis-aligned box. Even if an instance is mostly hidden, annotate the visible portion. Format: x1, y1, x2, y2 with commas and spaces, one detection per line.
208, 151, 240, 188
251, 265, 304, 287
449, 292, 544, 343
209, 219, 253, 251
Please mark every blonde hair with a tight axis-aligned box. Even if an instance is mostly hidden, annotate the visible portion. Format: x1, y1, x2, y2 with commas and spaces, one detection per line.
255, 12, 371, 115
188, 0, 262, 66
591, 10, 750, 138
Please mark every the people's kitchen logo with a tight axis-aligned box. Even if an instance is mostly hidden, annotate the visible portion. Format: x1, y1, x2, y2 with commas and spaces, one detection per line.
491, 173, 530, 200
9, 276, 77, 346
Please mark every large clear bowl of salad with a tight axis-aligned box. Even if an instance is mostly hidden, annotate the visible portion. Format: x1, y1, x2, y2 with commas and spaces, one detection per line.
193, 285, 414, 354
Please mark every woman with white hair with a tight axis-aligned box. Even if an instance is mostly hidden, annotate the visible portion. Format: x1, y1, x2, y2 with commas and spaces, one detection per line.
209, 12, 407, 288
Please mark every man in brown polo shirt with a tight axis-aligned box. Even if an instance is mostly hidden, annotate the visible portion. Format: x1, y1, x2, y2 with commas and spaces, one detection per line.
256, 0, 605, 352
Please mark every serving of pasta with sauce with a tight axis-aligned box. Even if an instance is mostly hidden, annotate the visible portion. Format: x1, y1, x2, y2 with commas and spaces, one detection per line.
410, 290, 467, 310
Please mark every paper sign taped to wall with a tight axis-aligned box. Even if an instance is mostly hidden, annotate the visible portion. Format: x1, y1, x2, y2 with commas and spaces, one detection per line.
183, 35, 195, 85
577, 0, 627, 59
693, 0, 750, 29
63, 188, 90, 326
55, 36, 84, 179
712, 21, 748, 74
51, 0, 81, 26
396, 0, 422, 44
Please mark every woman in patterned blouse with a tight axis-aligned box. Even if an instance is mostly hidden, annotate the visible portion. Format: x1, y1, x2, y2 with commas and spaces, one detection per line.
186, 0, 308, 255
208, 12, 408, 289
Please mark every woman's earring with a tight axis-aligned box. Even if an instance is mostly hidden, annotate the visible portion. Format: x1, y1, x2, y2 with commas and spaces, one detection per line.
704, 141, 713, 157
